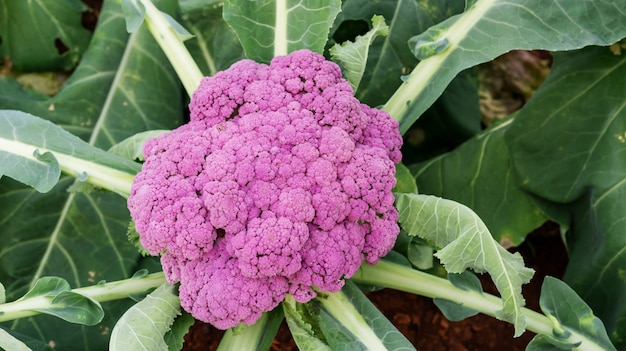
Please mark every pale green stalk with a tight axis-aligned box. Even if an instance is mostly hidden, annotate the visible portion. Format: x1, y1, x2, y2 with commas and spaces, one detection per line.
217, 313, 271, 351
0, 273, 166, 322
139, 0, 203, 97
352, 260, 609, 351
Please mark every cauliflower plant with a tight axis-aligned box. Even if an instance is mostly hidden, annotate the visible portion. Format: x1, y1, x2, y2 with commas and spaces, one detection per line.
128, 49, 403, 329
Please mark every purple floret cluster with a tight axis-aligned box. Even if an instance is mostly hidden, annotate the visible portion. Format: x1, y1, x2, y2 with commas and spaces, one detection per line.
128, 49, 402, 329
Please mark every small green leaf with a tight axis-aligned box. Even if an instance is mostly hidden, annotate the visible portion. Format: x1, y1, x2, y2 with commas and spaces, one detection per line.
0, 281, 5, 303
395, 193, 535, 336
36, 291, 105, 326
0, 328, 32, 351
406, 238, 434, 270
329, 15, 389, 91
108, 130, 169, 162
538, 277, 616, 351
121, 0, 146, 33
161, 12, 194, 41
131, 269, 149, 279
110, 283, 181, 351
164, 312, 195, 351
0, 144, 60, 193
433, 271, 483, 321
448, 271, 483, 293
127, 221, 152, 257
393, 162, 418, 194
433, 298, 479, 321
410, 37, 450, 60
21, 277, 70, 299
283, 295, 331, 351
526, 333, 578, 350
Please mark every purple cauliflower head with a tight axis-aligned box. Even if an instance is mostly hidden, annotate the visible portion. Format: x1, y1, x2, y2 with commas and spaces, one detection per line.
127, 49, 403, 329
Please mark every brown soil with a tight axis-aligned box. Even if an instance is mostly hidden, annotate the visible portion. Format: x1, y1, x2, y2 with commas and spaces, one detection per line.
182, 221, 567, 350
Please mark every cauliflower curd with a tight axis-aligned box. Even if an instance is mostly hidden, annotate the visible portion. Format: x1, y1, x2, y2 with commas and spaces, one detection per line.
128, 49, 402, 329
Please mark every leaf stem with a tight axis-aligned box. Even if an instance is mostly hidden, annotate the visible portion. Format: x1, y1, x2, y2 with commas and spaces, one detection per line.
351, 260, 607, 351
139, 0, 203, 97
0, 272, 166, 323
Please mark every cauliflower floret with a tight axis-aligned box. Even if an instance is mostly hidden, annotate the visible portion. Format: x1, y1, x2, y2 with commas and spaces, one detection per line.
128, 49, 403, 329
176, 238, 289, 330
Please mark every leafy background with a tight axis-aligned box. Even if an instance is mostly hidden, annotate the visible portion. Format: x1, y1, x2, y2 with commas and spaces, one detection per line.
0, 0, 183, 349
0, 0, 625, 350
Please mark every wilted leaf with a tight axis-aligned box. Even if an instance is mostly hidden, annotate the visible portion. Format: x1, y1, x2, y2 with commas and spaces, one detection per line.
223, 0, 341, 62
395, 193, 535, 336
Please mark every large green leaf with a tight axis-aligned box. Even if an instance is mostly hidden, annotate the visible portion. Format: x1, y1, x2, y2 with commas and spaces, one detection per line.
506, 46, 626, 348
0, 0, 91, 71
0, 0, 183, 349
222, 0, 341, 62
412, 119, 547, 247
179, 1, 244, 75
395, 193, 535, 336
386, 0, 626, 133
